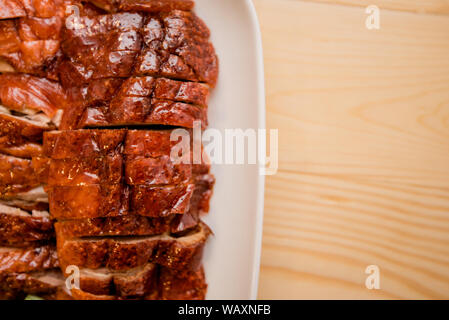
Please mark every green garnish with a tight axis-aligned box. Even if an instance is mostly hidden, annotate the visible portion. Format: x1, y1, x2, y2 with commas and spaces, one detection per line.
25, 295, 44, 300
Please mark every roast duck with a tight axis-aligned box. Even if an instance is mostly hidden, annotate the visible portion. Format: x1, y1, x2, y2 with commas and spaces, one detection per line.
0, 0, 218, 300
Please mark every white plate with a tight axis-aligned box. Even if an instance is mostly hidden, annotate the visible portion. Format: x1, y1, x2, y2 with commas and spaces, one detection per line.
195, 0, 266, 300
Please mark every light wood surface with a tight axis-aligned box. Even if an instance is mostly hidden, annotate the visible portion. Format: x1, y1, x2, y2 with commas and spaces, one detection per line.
254, 0, 449, 299
302, 0, 449, 15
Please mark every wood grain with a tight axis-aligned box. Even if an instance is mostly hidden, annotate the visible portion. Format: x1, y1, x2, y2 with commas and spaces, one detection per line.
301, 0, 449, 15
254, 0, 449, 299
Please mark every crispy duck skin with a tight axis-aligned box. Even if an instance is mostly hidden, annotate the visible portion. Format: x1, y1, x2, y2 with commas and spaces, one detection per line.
0, 111, 53, 158
43, 129, 213, 219
124, 129, 178, 157
73, 98, 206, 129
73, 263, 158, 297
57, 221, 210, 271
0, 269, 64, 298
61, 76, 209, 130
64, 264, 206, 300
0, 0, 68, 19
0, 199, 48, 212
0, 0, 26, 20
0, 74, 67, 118
44, 155, 194, 187
129, 183, 195, 217
0, 20, 21, 55
0, 245, 58, 274
45, 152, 191, 187
0, 143, 43, 159
135, 10, 218, 86
17, 17, 63, 41
47, 184, 129, 219
0, 19, 61, 76
59, 10, 218, 87
31, 155, 49, 183
86, 0, 194, 13
54, 211, 199, 238
125, 156, 191, 185
0, 203, 53, 247
0, 1, 108, 76
47, 182, 197, 219
64, 76, 209, 109
0, 153, 39, 185
0, 153, 41, 198
159, 265, 206, 300
189, 173, 215, 214
0, 40, 61, 77
43, 129, 126, 159
47, 170, 215, 220
47, 155, 123, 187
120, 0, 194, 12
69, 287, 116, 300
46, 170, 211, 220
59, 12, 144, 83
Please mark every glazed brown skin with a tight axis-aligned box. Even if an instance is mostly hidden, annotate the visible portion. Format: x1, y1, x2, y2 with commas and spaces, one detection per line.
0, 142, 43, 158
120, 0, 194, 12
159, 266, 207, 300
47, 155, 123, 186
0, 40, 60, 77
75, 98, 206, 129
0, 1, 218, 299
0, 245, 59, 273
0, 74, 67, 117
0, 0, 71, 22
48, 182, 199, 219
0, 0, 26, 20
0, 18, 62, 76
59, 12, 144, 83
0, 20, 21, 55
76, 263, 158, 297
0, 199, 49, 212
57, 222, 211, 271
58, 9, 215, 130
47, 184, 129, 219
43, 130, 126, 159
0, 211, 54, 247
0, 1, 107, 77
66, 264, 207, 300
44, 129, 212, 219
46, 172, 211, 220
48, 175, 210, 220
129, 183, 195, 217
70, 288, 116, 300
59, 10, 218, 87
125, 156, 191, 185
17, 17, 63, 41
0, 154, 41, 198
54, 211, 200, 238
0, 113, 52, 158
135, 10, 218, 87
0, 154, 38, 185
88, 0, 194, 13
31, 155, 49, 183
124, 129, 178, 157
60, 76, 209, 129
0, 270, 63, 298
0, 0, 67, 19
63, 73, 209, 108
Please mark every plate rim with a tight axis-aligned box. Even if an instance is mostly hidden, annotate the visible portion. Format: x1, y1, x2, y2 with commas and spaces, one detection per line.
245, 0, 266, 300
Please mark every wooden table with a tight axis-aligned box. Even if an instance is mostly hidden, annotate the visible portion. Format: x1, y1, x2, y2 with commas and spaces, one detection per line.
254, 0, 449, 299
